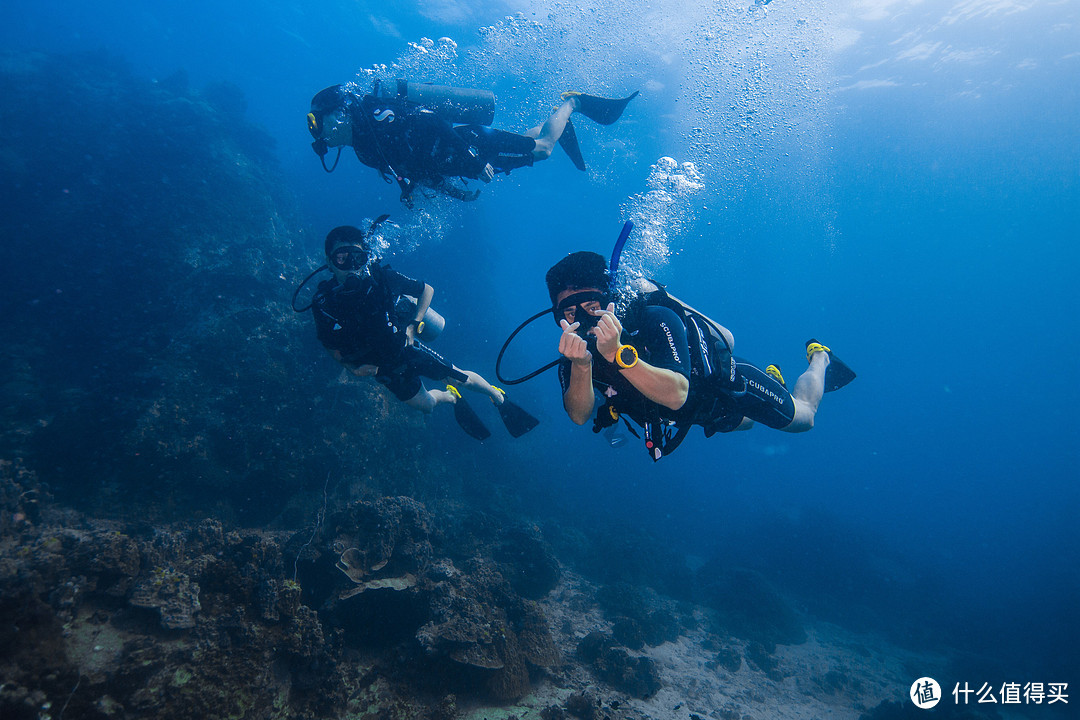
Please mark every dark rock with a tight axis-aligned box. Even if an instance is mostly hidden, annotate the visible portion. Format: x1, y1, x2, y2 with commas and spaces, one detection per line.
596, 582, 687, 647
565, 690, 601, 720
575, 631, 662, 699
744, 640, 784, 681
612, 616, 646, 650
493, 525, 561, 600
708, 645, 742, 673
417, 557, 558, 700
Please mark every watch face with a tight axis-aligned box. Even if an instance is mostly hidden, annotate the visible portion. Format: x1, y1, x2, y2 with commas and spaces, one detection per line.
618, 345, 636, 366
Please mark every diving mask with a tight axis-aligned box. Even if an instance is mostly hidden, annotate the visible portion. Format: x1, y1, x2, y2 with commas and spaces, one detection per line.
329, 245, 368, 273
555, 290, 610, 336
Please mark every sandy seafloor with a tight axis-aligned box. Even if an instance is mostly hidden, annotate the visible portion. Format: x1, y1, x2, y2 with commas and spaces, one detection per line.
460, 571, 962, 720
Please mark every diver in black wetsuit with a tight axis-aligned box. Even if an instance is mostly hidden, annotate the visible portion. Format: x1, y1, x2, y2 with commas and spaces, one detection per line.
545, 251, 854, 461
306, 80, 638, 205
310, 225, 496, 412
309, 224, 537, 440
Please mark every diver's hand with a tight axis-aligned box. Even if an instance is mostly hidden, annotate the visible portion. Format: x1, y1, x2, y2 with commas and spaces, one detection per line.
590, 303, 623, 363
405, 324, 417, 346
559, 320, 593, 367
480, 163, 495, 183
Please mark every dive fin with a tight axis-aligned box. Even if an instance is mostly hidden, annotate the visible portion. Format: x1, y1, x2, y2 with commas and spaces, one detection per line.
558, 117, 587, 171
824, 354, 856, 392
806, 339, 856, 392
448, 386, 491, 441
496, 397, 539, 438
564, 90, 640, 125
765, 364, 787, 389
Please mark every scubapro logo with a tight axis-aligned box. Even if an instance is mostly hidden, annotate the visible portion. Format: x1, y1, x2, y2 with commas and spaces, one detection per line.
911, 678, 941, 709
659, 322, 681, 364
748, 378, 784, 405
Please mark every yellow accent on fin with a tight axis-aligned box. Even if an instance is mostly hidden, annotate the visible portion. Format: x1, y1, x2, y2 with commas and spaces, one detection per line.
765, 364, 785, 385
806, 343, 831, 363
446, 385, 462, 399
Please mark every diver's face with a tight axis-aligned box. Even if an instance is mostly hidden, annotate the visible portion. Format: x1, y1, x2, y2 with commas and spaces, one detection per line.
328, 243, 368, 284
556, 287, 604, 326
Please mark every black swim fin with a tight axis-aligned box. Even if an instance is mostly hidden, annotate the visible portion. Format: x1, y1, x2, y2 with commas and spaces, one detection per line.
565, 90, 640, 125
558, 117, 587, 171
496, 396, 539, 438
806, 339, 856, 392
448, 386, 491, 441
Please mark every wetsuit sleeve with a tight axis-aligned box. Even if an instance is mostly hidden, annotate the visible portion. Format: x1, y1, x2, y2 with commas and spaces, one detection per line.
557, 359, 572, 394
381, 267, 425, 298
639, 306, 691, 378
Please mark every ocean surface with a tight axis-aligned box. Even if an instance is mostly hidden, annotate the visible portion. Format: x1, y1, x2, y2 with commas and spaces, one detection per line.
2, 0, 1077, 717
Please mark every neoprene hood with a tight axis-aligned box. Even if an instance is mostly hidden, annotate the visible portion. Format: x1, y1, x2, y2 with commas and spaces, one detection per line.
545, 251, 610, 306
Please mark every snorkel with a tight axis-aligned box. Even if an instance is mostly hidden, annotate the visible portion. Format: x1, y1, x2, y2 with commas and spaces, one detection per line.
495, 221, 634, 385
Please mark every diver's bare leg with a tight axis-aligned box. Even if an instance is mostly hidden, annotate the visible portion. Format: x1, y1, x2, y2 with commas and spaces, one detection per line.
784, 352, 828, 433
526, 97, 579, 160
405, 386, 457, 414
452, 368, 504, 405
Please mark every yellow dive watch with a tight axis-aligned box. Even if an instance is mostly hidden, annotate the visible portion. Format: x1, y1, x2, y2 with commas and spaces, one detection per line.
615, 344, 639, 369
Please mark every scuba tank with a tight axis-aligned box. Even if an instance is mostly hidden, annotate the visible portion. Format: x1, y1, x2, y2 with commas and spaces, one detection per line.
394, 296, 445, 342
372, 79, 496, 126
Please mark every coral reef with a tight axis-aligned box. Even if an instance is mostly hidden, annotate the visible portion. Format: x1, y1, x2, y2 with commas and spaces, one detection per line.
297, 497, 560, 701
2, 491, 562, 718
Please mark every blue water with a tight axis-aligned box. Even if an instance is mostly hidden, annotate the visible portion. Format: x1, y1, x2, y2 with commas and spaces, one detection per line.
4, 0, 1078, 704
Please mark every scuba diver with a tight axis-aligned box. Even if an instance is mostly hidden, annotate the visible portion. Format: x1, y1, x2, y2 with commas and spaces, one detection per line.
544, 249, 855, 460
297, 221, 537, 441
306, 79, 639, 206
494, 224, 855, 461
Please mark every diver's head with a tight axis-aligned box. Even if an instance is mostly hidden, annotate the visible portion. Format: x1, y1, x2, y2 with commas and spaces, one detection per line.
325, 225, 370, 284
308, 85, 353, 157
545, 251, 612, 332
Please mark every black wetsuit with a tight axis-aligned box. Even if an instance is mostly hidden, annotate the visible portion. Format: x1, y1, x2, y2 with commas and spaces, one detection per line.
311, 266, 466, 401
558, 302, 797, 449
349, 94, 536, 199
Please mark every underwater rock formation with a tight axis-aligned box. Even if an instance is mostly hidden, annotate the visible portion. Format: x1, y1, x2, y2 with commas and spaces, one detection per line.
597, 581, 689, 648
301, 497, 560, 701
576, 631, 663, 699
492, 524, 562, 600
0, 499, 335, 718
417, 555, 559, 699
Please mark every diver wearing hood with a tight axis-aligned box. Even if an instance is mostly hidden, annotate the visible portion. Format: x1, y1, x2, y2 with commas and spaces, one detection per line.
545, 251, 854, 461
309, 224, 537, 440
306, 80, 639, 206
